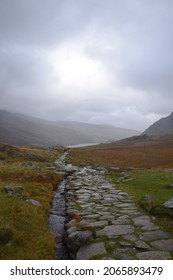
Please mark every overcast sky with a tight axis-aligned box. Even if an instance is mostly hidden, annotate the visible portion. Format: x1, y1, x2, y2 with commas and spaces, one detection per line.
0, 0, 173, 130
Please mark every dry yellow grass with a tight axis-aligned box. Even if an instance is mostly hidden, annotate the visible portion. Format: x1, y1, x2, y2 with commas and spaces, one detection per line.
67, 137, 173, 169
0, 145, 63, 259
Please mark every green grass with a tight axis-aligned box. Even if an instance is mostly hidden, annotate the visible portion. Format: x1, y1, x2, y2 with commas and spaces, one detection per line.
108, 169, 173, 236
108, 169, 173, 204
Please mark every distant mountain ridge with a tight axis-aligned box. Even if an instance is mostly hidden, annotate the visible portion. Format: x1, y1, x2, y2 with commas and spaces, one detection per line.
0, 110, 139, 146
143, 112, 173, 136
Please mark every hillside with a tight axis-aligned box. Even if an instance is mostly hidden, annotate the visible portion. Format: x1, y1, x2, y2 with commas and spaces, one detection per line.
67, 132, 173, 169
143, 112, 173, 136
0, 110, 139, 146
0, 143, 63, 259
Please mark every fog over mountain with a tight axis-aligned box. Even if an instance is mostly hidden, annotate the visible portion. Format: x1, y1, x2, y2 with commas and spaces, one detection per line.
0, 110, 139, 146
144, 112, 173, 136
1, 1, 173, 130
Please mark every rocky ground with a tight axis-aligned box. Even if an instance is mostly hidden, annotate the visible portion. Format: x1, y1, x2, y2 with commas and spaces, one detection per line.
51, 153, 173, 260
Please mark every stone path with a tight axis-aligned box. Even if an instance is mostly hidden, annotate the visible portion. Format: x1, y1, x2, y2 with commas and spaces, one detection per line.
53, 154, 173, 260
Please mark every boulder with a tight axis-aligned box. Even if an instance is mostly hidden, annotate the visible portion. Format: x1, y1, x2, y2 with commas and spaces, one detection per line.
163, 197, 173, 209
66, 231, 92, 252
22, 162, 33, 167
4, 185, 24, 193
26, 199, 41, 207
139, 194, 155, 211
77, 242, 106, 260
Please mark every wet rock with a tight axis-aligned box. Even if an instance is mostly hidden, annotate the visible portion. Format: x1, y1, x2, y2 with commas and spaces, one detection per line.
123, 234, 138, 242
151, 239, 173, 251
22, 162, 33, 167
66, 231, 92, 252
135, 240, 150, 250
26, 199, 41, 207
137, 251, 171, 260
113, 248, 137, 260
55, 241, 70, 260
141, 223, 159, 231
119, 241, 132, 247
46, 166, 56, 171
65, 219, 76, 229
140, 230, 169, 241
49, 215, 65, 236
97, 225, 134, 238
67, 226, 77, 235
133, 215, 151, 227
4, 185, 24, 193
77, 242, 106, 260
111, 219, 131, 225
99, 215, 115, 221
66, 209, 80, 217
163, 197, 173, 209
89, 221, 108, 229
139, 195, 155, 211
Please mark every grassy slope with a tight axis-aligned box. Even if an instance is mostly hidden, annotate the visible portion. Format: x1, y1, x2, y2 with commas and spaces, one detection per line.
67, 136, 173, 168
0, 144, 63, 259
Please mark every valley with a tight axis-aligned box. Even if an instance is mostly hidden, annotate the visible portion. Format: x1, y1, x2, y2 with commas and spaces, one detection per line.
1, 112, 173, 259
1, 137, 173, 259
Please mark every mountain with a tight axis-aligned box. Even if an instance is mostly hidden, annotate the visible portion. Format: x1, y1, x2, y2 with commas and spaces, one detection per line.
143, 112, 173, 136
0, 110, 140, 146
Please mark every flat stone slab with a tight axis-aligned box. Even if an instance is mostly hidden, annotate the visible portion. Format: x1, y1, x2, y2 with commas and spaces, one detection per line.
119, 241, 132, 247
137, 251, 172, 260
97, 225, 134, 238
133, 216, 151, 226
140, 230, 169, 241
99, 215, 115, 221
141, 223, 159, 231
113, 248, 137, 260
135, 240, 150, 250
151, 239, 173, 251
89, 221, 108, 229
123, 234, 138, 242
76, 242, 106, 260
111, 219, 131, 225
120, 210, 140, 216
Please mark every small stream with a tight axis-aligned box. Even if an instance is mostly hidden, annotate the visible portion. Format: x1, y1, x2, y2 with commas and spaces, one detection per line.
49, 152, 71, 259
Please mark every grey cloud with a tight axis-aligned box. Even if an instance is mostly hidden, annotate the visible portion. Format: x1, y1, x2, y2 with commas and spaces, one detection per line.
0, 0, 94, 47
0, 0, 173, 130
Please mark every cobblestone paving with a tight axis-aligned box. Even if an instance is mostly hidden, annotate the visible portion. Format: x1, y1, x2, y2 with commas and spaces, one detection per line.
63, 165, 173, 260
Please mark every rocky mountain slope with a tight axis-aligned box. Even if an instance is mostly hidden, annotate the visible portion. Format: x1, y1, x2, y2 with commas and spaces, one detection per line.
143, 112, 173, 136
0, 110, 139, 146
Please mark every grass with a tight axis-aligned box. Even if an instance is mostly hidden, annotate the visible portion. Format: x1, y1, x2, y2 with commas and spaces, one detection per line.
0, 145, 63, 259
107, 169, 173, 236
67, 136, 173, 168
108, 169, 173, 204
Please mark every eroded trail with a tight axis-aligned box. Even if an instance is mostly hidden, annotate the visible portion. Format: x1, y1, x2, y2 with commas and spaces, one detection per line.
50, 152, 173, 260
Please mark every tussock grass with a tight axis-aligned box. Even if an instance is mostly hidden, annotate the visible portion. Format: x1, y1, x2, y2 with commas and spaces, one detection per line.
67, 137, 173, 168
0, 145, 63, 259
